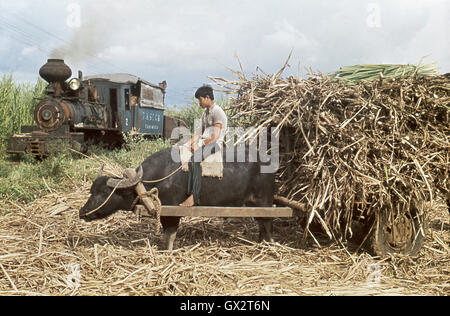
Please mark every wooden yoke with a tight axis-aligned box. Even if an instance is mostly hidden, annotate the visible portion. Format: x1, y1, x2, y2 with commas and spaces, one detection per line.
124, 169, 160, 218
123, 170, 293, 222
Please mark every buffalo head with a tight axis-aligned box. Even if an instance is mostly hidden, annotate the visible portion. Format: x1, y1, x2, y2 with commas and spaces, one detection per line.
79, 166, 143, 222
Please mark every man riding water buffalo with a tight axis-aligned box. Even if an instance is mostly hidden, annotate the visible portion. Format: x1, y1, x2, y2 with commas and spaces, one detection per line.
180, 85, 228, 207
79, 85, 277, 250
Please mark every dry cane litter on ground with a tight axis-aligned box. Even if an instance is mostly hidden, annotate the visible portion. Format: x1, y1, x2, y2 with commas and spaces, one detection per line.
0, 181, 448, 296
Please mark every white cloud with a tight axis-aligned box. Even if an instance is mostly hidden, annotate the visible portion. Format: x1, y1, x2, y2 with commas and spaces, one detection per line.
21, 45, 38, 56
400, 1, 450, 70
0, 0, 448, 106
0, 0, 29, 11
0, 70, 39, 83
264, 20, 318, 50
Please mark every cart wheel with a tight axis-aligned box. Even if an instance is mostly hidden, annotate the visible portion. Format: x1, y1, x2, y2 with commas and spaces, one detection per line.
371, 205, 426, 257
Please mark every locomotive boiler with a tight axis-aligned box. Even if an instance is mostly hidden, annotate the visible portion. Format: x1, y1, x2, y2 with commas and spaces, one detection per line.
35, 59, 110, 133
7, 59, 178, 155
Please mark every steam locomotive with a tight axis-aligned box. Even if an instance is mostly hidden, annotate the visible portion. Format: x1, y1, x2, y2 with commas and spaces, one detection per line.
7, 59, 181, 155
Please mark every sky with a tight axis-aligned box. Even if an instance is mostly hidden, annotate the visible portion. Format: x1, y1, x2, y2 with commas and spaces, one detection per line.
0, 0, 448, 107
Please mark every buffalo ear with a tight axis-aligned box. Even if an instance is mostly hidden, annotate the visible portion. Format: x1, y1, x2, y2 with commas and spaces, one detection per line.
106, 177, 121, 188
106, 165, 143, 189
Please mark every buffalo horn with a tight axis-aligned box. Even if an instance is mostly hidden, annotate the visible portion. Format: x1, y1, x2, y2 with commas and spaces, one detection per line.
97, 164, 105, 179
106, 165, 144, 189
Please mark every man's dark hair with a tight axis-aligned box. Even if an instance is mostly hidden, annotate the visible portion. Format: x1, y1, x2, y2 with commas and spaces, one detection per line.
195, 85, 214, 100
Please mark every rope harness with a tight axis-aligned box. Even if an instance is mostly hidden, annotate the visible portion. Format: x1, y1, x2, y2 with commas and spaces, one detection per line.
142, 165, 183, 184
131, 187, 162, 233
85, 165, 183, 233
84, 179, 125, 217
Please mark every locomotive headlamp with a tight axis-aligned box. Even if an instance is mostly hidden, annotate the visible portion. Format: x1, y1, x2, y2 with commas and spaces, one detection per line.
69, 78, 81, 91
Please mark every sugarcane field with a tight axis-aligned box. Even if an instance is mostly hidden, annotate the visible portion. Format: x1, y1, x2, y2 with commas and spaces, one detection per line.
0, 1, 449, 299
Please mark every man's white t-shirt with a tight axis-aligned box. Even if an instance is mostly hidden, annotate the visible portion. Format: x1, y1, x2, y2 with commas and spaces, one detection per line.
196, 104, 228, 148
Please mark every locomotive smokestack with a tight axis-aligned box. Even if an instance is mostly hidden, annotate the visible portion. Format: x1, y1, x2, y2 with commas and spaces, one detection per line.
39, 59, 72, 84
39, 59, 72, 96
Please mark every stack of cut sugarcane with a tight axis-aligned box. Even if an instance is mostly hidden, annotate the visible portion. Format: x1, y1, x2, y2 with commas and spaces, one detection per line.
334, 63, 439, 84
211, 60, 449, 242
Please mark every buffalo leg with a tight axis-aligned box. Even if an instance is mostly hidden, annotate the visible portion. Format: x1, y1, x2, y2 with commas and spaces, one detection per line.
163, 227, 178, 251
160, 216, 181, 251
256, 218, 274, 243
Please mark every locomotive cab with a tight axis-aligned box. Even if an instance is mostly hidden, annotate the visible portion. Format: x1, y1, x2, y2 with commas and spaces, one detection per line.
83, 74, 167, 136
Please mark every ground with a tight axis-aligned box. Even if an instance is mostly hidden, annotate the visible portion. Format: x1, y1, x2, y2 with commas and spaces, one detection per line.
0, 182, 448, 296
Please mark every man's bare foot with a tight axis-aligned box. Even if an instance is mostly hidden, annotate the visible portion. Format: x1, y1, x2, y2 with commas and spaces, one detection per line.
180, 195, 195, 207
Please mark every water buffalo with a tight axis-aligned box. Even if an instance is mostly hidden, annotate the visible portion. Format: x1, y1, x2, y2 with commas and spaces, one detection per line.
79, 147, 276, 250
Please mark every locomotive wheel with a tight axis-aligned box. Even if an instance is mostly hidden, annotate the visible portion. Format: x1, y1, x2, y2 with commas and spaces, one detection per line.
370, 205, 426, 257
